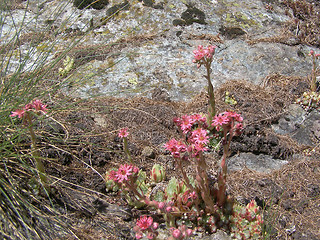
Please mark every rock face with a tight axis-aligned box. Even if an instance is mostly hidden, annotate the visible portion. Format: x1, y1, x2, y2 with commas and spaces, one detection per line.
228, 152, 289, 173
2, 0, 319, 101
272, 104, 320, 146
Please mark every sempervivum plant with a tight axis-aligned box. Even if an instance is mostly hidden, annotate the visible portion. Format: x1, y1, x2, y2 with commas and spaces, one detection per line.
230, 200, 264, 240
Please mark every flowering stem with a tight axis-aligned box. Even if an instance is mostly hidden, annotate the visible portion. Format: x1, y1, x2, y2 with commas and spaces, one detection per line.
196, 154, 216, 212
217, 129, 234, 207
123, 137, 133, 164
205, 60, 215, 126
130, 183, 145, 200
176, 158, 200, 212
26, 112, 48, 187
177, 158, 195, 194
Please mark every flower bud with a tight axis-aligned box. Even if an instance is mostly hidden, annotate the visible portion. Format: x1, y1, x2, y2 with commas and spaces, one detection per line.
186, 229, 193, 236
150, 164, 166, 183
147, 232, 155, 240
172, 229, 181, 239
166, 206, 172, 213
152, 222, 159, 230
135, 232, 143, 239
158, 201, 165, 210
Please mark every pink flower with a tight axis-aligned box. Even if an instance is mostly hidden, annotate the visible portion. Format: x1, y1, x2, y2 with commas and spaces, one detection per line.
24, 103, 34, 111
118, 128, 129, 138
191, 114, 206, 124
224, 111, 243, 122
190, 128, 209, 145
165, 138, 179, 152
235, 123, 243, 136
212, 114, 229, 127
193, 45, 217, 62
32, 99, 47, 113
193, 142, 208, 154
164, 138, 187, 158
180, 115, 194, 133
193, 45, 205, 61
207, 45, 216, 56
203, 45, 216, 59
136, 215, 153, 230
115, 164, 133, 183
10, 99, 48, 119
10, 109, 25, 118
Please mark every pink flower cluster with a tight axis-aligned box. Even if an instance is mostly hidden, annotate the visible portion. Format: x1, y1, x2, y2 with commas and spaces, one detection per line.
165, 111, 243, 158
108, 164, 139, 183
173, 114, 207, 134
188, 127, 209, 154
166, 114, 210, 158
193, 45, 216, 62
164, 138, 187, 158
10, 99, 48, 119
133, 215, 159, 240
212, 111, 243, 134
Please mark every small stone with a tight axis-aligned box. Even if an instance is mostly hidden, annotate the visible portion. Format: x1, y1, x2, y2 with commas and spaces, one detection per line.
142, 146, 156, 159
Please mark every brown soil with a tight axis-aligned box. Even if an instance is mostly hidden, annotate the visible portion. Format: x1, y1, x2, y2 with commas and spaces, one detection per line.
28, 74, 320, 239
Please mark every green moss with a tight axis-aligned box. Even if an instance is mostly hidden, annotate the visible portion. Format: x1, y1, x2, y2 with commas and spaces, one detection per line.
225, 12, 259, 29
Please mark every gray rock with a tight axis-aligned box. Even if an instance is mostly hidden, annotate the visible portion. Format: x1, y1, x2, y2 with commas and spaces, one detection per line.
199, 230, 232, 240
272, 104, 307, 135
2, 0, 319, 101
228, 152, 288, 173
272, 104, 320, 146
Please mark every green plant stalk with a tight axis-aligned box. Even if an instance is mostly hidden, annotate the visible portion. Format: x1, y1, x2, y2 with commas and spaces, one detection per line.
217, 127, 234, 207
196, 154, 216, 213
217, 154, 227, 207
176, 157, 200, 213
126, 182, 145, 201
205, 59, 215, 126
123, 137, 133, 164
26, 113, 48, 187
